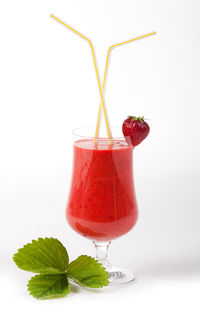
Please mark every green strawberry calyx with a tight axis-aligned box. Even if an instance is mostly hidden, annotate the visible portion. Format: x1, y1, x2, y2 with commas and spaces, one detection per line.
128, 116, 145, 123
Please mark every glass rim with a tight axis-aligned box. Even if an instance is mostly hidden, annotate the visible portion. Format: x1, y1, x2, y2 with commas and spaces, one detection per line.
72, 127, 124, 139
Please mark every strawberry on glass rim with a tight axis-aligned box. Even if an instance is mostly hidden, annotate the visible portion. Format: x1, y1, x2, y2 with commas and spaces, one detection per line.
122, 116, 150, 147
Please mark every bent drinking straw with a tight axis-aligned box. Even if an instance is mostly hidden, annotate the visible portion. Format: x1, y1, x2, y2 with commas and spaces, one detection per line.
50, 14, 112, 143
95, 31, 156, 138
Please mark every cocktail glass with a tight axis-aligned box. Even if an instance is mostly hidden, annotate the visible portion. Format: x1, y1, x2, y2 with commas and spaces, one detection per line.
66, 127, 138, 286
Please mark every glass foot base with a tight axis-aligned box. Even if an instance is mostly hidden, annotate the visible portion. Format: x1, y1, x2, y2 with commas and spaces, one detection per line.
106, 265, 136, 287
97, 258, 136, 287
94, 241, 136, 287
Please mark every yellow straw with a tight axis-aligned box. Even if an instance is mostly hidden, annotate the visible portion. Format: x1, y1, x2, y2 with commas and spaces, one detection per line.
95, 31, 156, 138
50, 14, 112, 143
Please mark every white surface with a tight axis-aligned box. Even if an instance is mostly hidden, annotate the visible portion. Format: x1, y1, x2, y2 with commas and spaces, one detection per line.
1, 0, 200, 309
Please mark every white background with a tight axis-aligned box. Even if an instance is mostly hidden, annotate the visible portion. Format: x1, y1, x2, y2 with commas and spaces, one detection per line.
1, 0, 200, 309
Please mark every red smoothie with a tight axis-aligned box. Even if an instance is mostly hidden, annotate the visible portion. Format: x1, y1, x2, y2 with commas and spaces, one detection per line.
66, 139, 138, 241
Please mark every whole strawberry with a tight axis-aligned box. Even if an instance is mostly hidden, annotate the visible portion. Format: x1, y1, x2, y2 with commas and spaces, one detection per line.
122, 116, 150, 147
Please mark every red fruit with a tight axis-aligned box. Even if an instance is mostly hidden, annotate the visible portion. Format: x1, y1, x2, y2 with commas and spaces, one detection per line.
122, 116, 150, 147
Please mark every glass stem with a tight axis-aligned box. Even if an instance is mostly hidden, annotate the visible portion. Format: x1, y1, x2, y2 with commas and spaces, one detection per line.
93, 241, 111, 269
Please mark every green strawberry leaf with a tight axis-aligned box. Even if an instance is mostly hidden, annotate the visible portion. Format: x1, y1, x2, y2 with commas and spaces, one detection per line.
28, 274, 70, 299
67, 255, 109, 288
13, 237, 69, 274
